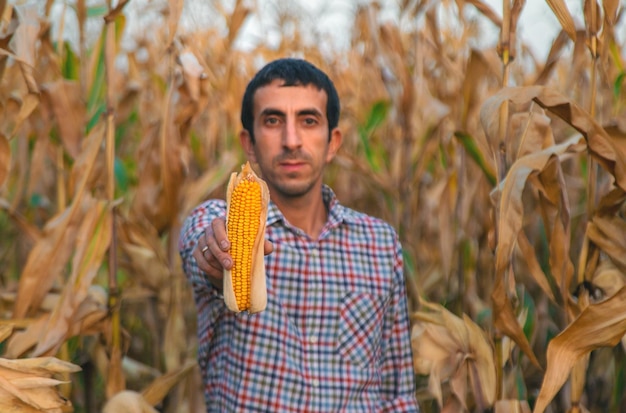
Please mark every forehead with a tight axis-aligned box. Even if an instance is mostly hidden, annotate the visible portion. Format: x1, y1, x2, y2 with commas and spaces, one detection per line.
253, 79, 328, 115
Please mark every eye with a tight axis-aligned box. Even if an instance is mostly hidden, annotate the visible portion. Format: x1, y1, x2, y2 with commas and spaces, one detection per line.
303, 117, 318, 126
265, 116, 281, 126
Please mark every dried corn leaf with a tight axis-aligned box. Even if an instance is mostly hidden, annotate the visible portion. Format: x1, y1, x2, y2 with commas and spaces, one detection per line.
177, 48, 206, 103
495, 399, 532, 413
163, 277, 186, 372
411, 302, 496, 409
529, 88, 626, 190
0, 133, 9, 187
591, 259, 625, 298
103, 390, 158, 413
32, 200, 112, 356
534, 157, 574, 302
180, 150, 239, 216
8, 93, 39, 140
165, 0, 183, 47
13, 123, 106, 319
545, 0, 578, 42
141, 359, 196, 406
492, 135, 584, 369
586, 215, 626, 272
583, 0, 602, 37
602, 0, 620, 25
463, 0, 503, 27
0, 198, 41, 242
12, 4, 38, 87
438, 174, 457, 279
0, 356, 79, 412
534, 30, 571, 85
0, 325, 13, 343
103, 0, 130, 24
0, 357, 79, 375
534, 287, 626, 412
24, 129, 55, 211
106, 345, 125, 400
516, 232, 557, 302
11, 202, 85, 319
226, 0, 251, 47
130, 101, 187, 232
481, 84, 626, 371
3, 315, 46, 359
4, 287, 108, 358
509, 112, 555, 162
40, 80, 85, 159
119, 243, 169, 291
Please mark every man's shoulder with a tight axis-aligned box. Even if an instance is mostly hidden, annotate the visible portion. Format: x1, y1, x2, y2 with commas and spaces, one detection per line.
338, 205, 399, 238
185, 199, 227, 223
193, 198, 226, 213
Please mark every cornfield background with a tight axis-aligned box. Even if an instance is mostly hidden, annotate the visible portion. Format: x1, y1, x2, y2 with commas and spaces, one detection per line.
0, 0, 625, 412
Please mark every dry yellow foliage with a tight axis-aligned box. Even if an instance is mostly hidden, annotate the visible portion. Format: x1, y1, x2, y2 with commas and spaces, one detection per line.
411, 301, 496, 411
0, 357, 80, 412
0, 0, 625, 412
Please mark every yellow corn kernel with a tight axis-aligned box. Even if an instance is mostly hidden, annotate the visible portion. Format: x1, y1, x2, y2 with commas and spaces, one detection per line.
227, 177, 262, 311
223, 162, 269, 313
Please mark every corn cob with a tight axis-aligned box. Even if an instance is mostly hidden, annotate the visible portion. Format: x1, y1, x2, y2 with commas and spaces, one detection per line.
223, 162, 269, 313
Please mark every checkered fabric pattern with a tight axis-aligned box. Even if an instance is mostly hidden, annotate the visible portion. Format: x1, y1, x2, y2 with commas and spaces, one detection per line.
179, 185, 419, 412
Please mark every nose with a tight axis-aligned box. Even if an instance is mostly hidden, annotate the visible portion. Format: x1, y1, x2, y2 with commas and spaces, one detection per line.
282, 118, 302, 151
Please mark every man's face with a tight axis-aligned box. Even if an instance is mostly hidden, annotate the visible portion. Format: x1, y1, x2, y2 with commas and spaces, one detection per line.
241, 79, 341, 200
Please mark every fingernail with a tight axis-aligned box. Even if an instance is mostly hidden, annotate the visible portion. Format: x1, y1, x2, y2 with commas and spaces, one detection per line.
223, 258, 231, 268
220, 240, 228, 250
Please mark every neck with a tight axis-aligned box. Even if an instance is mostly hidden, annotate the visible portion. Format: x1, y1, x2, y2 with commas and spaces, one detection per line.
271, 186, 327, 239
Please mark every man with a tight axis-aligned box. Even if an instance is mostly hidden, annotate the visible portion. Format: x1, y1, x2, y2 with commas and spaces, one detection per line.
179, 58, 419, 412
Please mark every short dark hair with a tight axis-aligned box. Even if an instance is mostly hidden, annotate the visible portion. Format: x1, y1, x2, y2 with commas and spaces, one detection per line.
240, 58, 340, 143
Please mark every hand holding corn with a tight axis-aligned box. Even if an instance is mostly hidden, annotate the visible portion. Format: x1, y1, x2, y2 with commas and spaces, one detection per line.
194, 162, 271, 313
223, 162, 270, 313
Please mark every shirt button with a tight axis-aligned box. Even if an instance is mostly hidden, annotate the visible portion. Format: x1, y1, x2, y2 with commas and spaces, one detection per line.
311, 379, 319, 387
309, 335, 318, 344
310, 248, 319, 257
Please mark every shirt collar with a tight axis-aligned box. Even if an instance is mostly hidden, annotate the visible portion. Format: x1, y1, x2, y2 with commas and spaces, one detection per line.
266, 185, 348, 230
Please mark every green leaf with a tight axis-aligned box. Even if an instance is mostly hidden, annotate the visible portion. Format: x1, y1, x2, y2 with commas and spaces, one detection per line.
86, 103, 106, 133
614, 71, 625, 99
519, 287, 536, 341
454, 131, 497, 186
61, 42, 79, 80
357, 124, 376, 171
29, 193, 45, 208
87, 5, 108, 18
364, 100, 389, 133
114, 157, 129, 192
358, 100, 390, 172
87, 32, 106, 116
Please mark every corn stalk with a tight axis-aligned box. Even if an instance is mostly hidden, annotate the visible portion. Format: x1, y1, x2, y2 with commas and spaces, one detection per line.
103, 0, 129, 399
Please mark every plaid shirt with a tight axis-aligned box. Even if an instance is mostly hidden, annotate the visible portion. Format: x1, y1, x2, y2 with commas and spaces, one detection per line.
179, 185, 419, 412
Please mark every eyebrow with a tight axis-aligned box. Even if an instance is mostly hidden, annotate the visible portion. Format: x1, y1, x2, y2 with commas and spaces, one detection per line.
259, 108, 324, 118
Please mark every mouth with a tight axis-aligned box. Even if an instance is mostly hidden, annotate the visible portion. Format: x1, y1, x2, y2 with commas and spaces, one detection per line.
278, 161, 306, 172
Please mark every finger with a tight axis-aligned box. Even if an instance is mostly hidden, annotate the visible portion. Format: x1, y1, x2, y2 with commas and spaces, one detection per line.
212, 218, 230, 251
193, 245, 223, 278
193, 242, 225, 293
263, 239, 273, 255
205, 221, 232, 270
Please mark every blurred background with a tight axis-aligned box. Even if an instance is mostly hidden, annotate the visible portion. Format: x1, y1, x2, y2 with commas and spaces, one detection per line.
1, 0, 626, 412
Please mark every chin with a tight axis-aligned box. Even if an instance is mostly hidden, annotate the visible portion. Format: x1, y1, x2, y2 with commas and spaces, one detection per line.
275, 182, 315, 198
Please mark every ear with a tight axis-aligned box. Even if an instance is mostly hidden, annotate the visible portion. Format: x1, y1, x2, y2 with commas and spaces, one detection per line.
325, 127, 343, 163
240, 129, 257, 163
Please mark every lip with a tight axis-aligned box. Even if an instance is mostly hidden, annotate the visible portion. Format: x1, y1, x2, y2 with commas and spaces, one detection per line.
278, 161, 306, 172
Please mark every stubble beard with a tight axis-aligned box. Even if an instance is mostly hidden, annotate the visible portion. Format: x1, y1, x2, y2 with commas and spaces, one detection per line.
258, 148, 327, 199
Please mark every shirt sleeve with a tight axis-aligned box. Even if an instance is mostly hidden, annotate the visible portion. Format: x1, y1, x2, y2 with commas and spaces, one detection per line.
178, 199, 228, 305
380, 235, 420, 412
